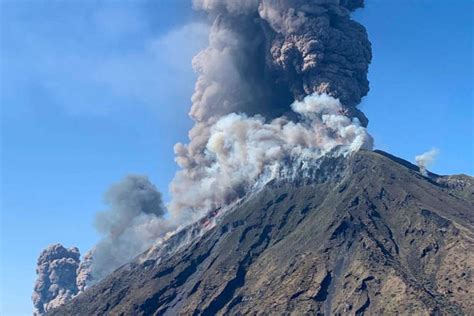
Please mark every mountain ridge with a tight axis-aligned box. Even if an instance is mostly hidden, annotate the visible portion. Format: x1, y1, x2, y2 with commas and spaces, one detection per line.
49, 150, 474, 315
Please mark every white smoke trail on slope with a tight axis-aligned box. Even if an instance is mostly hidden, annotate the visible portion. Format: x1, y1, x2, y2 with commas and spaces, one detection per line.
415, 148, 439, 176
137, 92, 373, 264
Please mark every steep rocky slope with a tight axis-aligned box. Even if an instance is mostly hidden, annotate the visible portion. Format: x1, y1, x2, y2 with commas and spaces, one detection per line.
50, 150, 474, 315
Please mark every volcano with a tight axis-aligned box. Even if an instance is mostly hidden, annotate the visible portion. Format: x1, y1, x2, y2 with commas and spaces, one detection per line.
49, 150, 473, 315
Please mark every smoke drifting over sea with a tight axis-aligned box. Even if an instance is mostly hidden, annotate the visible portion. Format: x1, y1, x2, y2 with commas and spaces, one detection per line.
34, 0, 374, 310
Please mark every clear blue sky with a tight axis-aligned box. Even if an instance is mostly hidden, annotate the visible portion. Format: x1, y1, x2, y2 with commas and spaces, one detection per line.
1, 0, 472, 315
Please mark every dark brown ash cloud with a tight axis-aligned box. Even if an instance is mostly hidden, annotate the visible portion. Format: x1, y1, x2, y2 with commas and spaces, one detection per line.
188, 0, 371, 126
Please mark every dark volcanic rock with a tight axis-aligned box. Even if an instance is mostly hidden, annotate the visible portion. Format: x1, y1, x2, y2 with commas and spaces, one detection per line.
50, 150, 474, 315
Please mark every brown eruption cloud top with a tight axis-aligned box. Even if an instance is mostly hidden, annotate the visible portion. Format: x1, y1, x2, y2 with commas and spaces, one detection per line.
188, 0, 371, 127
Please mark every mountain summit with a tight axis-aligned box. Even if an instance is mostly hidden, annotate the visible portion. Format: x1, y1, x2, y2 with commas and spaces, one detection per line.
49, 150, 474, 315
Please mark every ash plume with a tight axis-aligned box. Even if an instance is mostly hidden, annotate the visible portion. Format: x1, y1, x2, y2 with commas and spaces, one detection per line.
415, 148, 439, 176
188, 0, 371, 126
170, 0, 372, 222
90, 175, 169, 280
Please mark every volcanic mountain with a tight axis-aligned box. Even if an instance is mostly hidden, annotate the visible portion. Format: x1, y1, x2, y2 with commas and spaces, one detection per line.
49, 150, 474, 315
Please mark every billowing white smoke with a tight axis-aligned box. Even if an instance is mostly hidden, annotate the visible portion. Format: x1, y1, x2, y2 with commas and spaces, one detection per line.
169, 93, 372, 225
415, 148, 439, 176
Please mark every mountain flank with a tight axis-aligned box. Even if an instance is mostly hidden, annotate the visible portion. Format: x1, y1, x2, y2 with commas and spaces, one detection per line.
50, 150, 474, 315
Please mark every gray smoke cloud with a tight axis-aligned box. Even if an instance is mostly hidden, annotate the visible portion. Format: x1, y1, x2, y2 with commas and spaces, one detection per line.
32, 176, 169, 313
32, 244, 80, 315
415, 148, 439, 176
90, 174, 168, 280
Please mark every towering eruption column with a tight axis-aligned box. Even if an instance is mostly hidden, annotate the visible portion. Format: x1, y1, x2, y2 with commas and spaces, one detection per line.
170, 0, 372, 221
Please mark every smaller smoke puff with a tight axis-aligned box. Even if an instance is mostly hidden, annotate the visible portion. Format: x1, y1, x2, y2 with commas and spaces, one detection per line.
91, 175, 169, 280
32, 244, 80, 316
415, 148, 439, 176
